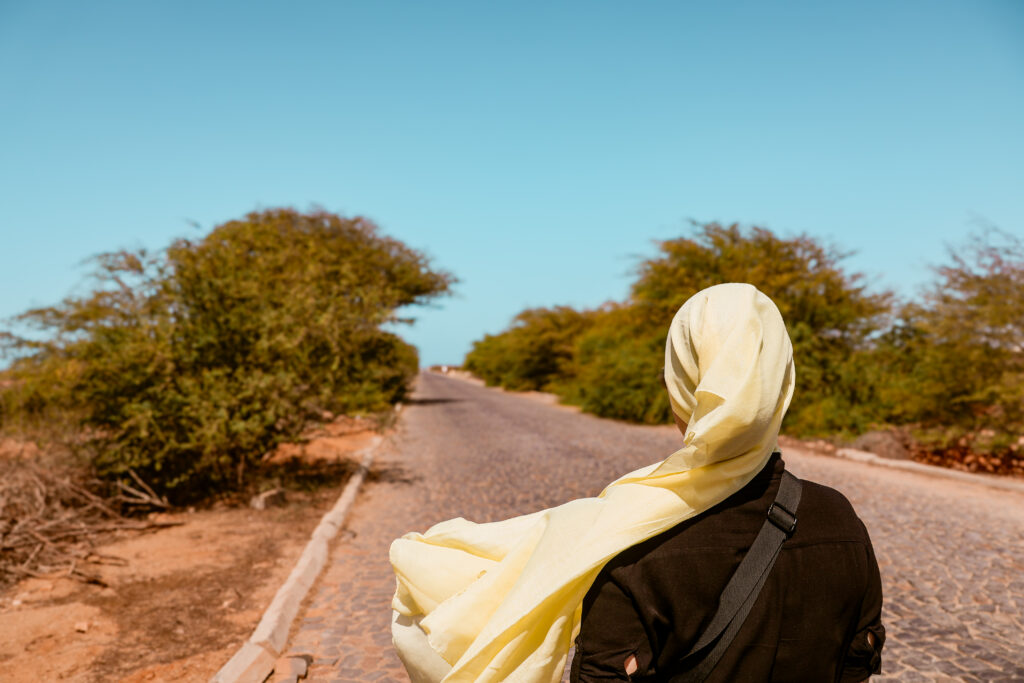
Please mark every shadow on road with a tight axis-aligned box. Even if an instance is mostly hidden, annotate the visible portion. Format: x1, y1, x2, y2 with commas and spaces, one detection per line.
406, 397, 462, 406
368, 463, 422, 486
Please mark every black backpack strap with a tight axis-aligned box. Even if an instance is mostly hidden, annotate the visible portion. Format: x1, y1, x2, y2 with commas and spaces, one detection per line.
669, 469, 803, 683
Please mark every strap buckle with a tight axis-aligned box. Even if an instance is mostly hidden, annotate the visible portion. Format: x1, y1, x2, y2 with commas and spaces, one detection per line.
767, 502, 797, 536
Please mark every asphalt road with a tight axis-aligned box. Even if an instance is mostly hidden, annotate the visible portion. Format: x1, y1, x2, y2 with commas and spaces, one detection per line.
285, 372, 1024, 682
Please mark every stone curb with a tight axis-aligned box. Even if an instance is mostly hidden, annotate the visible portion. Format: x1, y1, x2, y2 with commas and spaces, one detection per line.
210, 405, 400, 683
834, 447, 1024, 494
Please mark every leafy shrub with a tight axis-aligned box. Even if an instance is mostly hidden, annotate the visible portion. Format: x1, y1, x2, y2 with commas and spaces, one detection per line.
870, 229, 1024, 454
1, 209, 452, 503
468, 223, 891, 430
465, 306, 596, 391
555, 303, 672, 424
628, 222, 892, 433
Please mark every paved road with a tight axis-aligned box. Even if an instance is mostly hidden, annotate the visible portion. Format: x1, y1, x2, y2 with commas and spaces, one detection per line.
285, 372, 1024, 682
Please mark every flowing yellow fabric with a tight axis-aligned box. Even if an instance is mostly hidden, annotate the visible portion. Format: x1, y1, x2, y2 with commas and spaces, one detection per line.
389, 283, 795, 682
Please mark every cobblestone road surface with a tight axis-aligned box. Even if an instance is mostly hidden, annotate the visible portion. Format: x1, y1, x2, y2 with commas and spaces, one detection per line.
285, 372, 1024, 682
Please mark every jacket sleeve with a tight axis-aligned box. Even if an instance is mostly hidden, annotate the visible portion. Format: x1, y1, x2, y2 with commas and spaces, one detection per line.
840, 528, 886, 682
571, 568, 654, 682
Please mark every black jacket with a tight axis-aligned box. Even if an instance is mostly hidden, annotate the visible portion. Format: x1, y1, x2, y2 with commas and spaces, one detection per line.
571, 453, 885, 682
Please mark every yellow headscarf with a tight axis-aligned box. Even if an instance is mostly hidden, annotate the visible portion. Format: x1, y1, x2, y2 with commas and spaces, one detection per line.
390, 283, 795, 682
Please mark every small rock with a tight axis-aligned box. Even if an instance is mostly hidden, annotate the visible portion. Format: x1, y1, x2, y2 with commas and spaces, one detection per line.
250, 487, 288, 510
75, 621, 89, 633
270, 654, 312, 682
851, 429, 911, 460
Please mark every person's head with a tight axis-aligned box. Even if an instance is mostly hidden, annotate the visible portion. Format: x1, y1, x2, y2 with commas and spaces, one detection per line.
662, 283, 795, 464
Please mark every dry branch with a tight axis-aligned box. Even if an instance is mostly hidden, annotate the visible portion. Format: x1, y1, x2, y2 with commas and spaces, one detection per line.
0, 455, 158, 589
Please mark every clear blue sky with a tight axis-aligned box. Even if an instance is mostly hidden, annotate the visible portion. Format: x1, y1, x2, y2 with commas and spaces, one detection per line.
2, 1, 1022, 365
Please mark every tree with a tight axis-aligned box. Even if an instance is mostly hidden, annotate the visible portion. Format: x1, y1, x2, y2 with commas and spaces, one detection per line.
465, 222, 892, 432
874, 229, 1024, 452
465, 306, 596, 391
1, 209, 453, 502
556, 302, 672, 424
601, 223, 891, 431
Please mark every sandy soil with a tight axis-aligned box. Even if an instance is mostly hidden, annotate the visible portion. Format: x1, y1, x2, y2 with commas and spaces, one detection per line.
0, 420, 380, 683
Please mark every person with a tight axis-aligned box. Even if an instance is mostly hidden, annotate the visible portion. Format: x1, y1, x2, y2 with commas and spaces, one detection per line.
390, 283, 883, 683
570, 424, 885, 681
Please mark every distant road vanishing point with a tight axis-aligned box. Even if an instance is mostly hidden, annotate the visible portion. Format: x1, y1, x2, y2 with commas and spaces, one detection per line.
283, 371, 1024, 683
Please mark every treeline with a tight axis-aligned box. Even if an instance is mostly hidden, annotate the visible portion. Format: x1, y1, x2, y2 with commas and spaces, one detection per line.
0, 209, 453, 503
465, 223, 1024, 471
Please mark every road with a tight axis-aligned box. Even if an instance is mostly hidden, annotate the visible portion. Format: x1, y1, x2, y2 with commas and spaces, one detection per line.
285, 372, 1024, 682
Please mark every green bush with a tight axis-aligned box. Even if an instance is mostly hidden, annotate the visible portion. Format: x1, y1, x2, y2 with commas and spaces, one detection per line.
627, 222, 892, 434
1, 209, 452, 503
555, 303, 671, 424
870, 230, 1024, 453
467, 223, 892, 430
465, 306, 596, 391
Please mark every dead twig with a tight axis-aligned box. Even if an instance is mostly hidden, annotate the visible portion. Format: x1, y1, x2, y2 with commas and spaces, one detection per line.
0, 454, 176, 589
127, 468, 169, 507
85, 552, 129, 566
115, 480, 170, 510
67, 565, 108, 587
5, 565, 49, 579
20, 542, 44, 569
